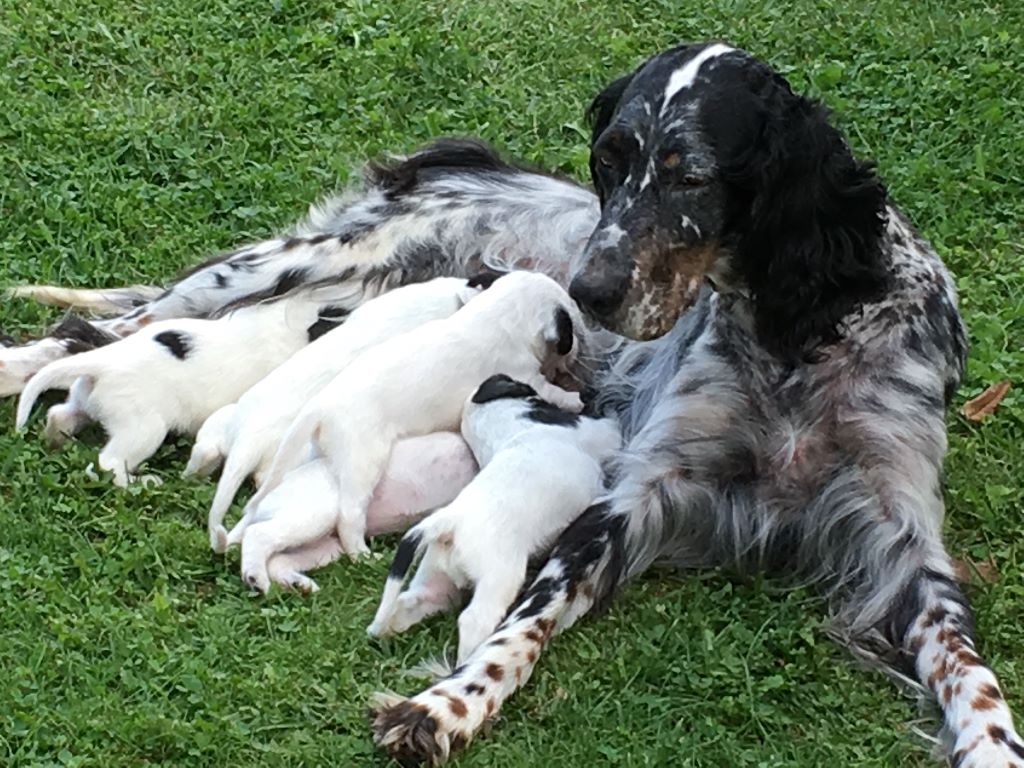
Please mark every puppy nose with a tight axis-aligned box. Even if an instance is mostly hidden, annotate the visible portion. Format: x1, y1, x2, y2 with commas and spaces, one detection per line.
570, 271, 628, 318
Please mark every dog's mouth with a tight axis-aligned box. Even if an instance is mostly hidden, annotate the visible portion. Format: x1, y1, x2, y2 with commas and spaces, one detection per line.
593, 242, 717, 340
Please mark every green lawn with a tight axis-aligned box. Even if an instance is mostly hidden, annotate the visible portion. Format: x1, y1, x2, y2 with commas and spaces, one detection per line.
1, 1, 1022, 765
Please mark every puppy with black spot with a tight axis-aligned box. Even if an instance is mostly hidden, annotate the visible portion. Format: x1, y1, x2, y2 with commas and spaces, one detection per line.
249, 271, 586, 558
188, 276, 483, 553
237, 431, 478, 594
367, 374, 620, 663
15, 292, 337, 486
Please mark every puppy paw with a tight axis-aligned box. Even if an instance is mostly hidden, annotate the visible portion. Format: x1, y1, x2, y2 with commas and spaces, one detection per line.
282, 572, 319, 595
241, 568, 271, 594
209, 526, 229, 555
342, 536, 371, 560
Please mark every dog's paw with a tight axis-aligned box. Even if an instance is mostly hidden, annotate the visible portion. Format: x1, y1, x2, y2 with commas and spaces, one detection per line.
242, 568, 271, 595
282, 571, 319, 595
953, 728, 1024, 768
370, 692, 467, 766
342, 537, 372, 561
210, 526, 229, 555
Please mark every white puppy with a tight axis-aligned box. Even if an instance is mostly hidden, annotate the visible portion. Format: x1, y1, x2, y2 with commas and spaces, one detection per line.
15, 293, 335, 485
190, 277, 481, 552
249, 271, 587, 558
238, 432, 478, 594
367, 374, 621, 663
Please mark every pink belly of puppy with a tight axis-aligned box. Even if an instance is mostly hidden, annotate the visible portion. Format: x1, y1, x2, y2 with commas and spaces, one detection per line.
265, 431, 477, 590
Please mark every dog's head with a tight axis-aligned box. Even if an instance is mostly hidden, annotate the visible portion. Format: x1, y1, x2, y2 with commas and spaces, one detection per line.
571, 42, 888, 357
475, 270, 586, 374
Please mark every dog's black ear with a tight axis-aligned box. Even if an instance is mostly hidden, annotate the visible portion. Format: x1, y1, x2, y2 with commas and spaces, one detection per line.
466, 269, 505, 290
718, 69, 888, 361
585, 72, 635, 192
541, 306, 574, 356
471, 374, 538, 404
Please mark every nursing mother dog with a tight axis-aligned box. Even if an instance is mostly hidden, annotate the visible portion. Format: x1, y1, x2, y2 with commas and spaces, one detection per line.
0, 41, 1018, 768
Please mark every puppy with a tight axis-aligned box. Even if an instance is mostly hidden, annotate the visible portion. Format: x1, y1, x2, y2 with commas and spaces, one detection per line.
367, 374, 621, 663
15, 293, 334, 485
190, 276, 481, 552
249, 271, 587, 557
238, 432, 478, 594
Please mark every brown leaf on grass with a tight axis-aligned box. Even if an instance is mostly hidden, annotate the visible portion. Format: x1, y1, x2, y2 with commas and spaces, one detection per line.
961, 380, 1011, 421
951, 555, 1000, 584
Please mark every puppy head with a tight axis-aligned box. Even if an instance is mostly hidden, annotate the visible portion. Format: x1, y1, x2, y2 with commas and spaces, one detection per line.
571, 42, 887, 356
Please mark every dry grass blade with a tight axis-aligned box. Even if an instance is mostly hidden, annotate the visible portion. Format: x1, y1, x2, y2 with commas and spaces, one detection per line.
961, 380, 1011, 421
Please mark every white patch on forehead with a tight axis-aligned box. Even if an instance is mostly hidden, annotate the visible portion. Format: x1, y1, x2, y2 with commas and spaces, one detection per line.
680, 215, 702, 238
661, 43, 735, 114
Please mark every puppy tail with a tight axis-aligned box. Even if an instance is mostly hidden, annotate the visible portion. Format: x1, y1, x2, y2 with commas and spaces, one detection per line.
243, 410, 321, 515
7, 284, 163, 314
16, 355, 97, 431
208, 439, 261, 554
367, 524, 430, 637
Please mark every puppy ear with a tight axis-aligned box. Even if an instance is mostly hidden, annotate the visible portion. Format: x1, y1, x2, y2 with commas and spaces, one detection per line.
542, 307, 574, 356
471, 374, 538, 404
717, 70, 888, 360
465, 269, 505, 290
585, 72, 635, 191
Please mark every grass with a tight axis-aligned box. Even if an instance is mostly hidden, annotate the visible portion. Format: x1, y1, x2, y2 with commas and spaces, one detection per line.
1, 0, 1022, 765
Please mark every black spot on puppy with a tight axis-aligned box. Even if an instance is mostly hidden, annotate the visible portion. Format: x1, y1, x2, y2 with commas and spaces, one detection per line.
466, 270, 505, 290
306, 306, 351, 342
471, 374, 538, 404
154, 330, 191, 360
525, 399, 580, 427
214, 272, 229, 288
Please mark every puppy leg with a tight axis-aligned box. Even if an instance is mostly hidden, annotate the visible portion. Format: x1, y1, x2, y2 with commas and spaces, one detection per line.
96, 416, 168, 487
331, 435, 393, 558
43, 376, 94, 447
386, 548, 460, 635
526, 375, 584, 413
266, 535, 344, 594
455, 563, 526, 665
184, 404, 235, 479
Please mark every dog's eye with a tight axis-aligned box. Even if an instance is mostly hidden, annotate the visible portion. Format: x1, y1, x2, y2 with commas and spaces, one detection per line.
662, 152, 682, 169
596, 154, 615, 169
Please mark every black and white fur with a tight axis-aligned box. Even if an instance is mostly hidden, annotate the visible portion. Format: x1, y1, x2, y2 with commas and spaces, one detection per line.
15, 291, 337, 485
189, 276, 480, 553
4, 47, 1020, 766
367, 374, 620, 664
367, 45, 1023, 767
247, 271, 587, 559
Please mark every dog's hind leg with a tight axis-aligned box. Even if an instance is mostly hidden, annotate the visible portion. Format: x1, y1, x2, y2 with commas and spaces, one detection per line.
266, 535, 345, 594
43, 376, 94, 447
96, 415, 169, 487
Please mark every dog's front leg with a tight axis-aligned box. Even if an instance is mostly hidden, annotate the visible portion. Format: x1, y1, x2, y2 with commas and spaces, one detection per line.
370, 501, 625, 764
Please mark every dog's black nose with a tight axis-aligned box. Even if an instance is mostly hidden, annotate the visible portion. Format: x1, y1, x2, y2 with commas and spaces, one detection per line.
570, 271, 628, 318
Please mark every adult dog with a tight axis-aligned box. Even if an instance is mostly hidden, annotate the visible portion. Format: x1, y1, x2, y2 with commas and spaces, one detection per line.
4, 42, 1020, 767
